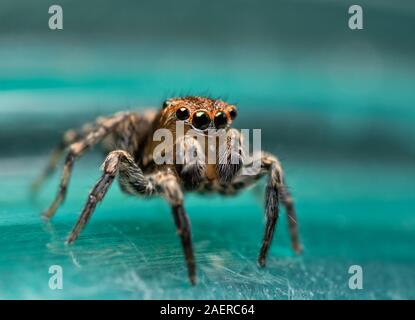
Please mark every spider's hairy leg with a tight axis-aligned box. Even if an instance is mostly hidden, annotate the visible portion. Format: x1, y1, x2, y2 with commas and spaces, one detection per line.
280, 185, 301, 254
151, 170, 196, 285
42, 112, 129, 220
259, 153, 301, 265
216, 128, 243, 183
66, 150, 153, 244
229, 152, 301, 265
65, 152, 196, 285
31, 123, 95, 196
258, 154, 282, 267
175, 135, 206, 190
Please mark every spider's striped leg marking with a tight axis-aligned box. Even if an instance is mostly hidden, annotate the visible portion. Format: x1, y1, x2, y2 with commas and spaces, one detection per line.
216, 128, 243, 183
42, 113, 129, 220
31, 122, 96, 196
151, 171, 196, 285
229, 152, 301, 265
66, 150, 153, 244
175, 135, 206, 190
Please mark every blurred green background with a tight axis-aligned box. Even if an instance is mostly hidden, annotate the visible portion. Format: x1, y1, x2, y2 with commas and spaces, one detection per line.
0, 0, 414, 299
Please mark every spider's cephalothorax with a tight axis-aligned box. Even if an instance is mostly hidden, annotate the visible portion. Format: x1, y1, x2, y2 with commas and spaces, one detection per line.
32, 96, 301, 285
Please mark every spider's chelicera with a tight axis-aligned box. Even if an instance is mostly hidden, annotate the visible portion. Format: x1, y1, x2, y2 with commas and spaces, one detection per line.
32, 96, 301, 285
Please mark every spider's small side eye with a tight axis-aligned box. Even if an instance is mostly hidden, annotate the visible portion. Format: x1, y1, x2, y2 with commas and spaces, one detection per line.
162, 101, 169, 109
229, 108, 238, 120
214, 111, 228, 129
176, 107, 190, 120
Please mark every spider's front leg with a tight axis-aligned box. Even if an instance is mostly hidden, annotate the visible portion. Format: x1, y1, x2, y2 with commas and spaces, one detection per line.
150, 170, 196, 285
231, 152, 302, 266
42, 112, 129, 220
66, 150, 196, 284
66, 150, 153, 243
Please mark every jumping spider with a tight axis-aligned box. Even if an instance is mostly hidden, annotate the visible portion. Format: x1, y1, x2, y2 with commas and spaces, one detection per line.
32, 96, 301, 285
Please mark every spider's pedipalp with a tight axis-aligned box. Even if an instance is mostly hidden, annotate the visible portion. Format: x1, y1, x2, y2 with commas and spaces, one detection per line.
175, 135, 206, 190
216, 128, 243, 183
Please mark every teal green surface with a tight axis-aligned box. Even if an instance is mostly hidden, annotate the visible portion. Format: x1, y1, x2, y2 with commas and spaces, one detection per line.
0, 156, 414, 299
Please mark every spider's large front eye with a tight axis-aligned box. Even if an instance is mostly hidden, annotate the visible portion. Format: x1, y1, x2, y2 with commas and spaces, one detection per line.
176, 107, 190, 120
229, 108, 238, 120
214, 111, 228, 129
192, 111, 211, 130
